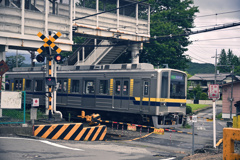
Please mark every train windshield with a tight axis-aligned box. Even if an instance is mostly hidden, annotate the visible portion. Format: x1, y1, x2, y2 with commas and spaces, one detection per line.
170, 72, 186, 99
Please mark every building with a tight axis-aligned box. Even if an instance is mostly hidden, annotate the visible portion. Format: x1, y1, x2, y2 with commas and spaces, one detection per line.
222, 75, 240, 119
188, 73, 229, 92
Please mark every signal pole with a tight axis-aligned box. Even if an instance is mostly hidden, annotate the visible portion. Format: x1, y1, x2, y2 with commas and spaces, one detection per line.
47, 31, 53, 119
36, 31, 62, 120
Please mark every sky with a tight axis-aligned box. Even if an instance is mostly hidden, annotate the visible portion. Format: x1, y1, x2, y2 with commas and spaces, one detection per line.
186, 0, 240, 64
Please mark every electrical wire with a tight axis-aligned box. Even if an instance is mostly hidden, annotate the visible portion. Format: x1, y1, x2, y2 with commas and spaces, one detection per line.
192, 37, 240, 42
196, 10, 240, 18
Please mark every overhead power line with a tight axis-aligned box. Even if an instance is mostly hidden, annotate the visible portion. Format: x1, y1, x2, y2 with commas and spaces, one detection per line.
196, 10, 240, 18
193, 36, 240, 42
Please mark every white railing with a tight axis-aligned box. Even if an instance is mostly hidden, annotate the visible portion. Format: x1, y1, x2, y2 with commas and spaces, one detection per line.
83, 40, 112, 65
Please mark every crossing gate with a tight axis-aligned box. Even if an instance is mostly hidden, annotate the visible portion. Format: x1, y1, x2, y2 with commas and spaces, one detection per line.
34, 123, 107, 141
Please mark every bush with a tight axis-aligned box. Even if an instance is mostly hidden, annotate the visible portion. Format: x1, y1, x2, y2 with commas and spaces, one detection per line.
200, 92, 208, 100
186, 105, 192, 114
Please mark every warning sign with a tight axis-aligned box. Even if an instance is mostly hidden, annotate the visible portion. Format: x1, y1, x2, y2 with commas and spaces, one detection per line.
208, 84, 220, 100
127, 125, 136, 131
32, 98, 39, 107
154, 128, 164, 135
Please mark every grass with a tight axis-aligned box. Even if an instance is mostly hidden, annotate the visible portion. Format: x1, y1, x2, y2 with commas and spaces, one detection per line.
2, 109, 46, 121
182, 124, 191, 129
216, 113, 222, 119
187, 104, 210, 111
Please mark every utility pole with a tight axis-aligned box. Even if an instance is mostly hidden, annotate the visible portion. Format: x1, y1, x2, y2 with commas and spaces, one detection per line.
214, 49, 217, 84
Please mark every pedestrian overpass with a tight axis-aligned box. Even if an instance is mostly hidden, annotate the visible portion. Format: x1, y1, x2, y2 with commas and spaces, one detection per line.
0, 0, 150, 64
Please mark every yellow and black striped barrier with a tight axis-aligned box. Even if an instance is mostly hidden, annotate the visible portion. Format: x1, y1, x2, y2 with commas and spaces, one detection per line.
34, 123, 107, 141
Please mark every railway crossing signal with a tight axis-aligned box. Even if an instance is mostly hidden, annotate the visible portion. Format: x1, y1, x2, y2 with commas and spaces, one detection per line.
37, 32, 62, 54
36, 32, 62, 63
36, 31, 62, 120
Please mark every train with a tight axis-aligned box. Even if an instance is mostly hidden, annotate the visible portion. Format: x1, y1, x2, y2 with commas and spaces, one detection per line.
5, 63, 187, 128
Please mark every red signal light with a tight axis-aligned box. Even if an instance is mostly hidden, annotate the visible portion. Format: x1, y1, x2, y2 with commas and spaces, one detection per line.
54, 54, 62, 63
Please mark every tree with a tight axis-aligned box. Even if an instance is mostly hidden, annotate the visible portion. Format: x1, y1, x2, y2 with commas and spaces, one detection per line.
140, 0, 198, 70
192, 84, 202, 100
6, 55, 25, 69
217, 49, 240, 73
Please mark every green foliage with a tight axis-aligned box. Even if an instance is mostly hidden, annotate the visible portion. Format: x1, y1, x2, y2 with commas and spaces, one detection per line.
200, 92, 208, 100
6, 55, 25, 69
2, 109, 46, 121
182, 124, 191, 129
217, 49, 239, 74
193, 84, 202, 100
140, 0, 199, 70
185, 62, 215, 75
216, 113, 222, 119
187, 104, 210, 111
186, 105, 192, 114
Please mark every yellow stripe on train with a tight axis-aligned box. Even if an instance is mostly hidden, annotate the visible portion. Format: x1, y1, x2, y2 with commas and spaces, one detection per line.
135, 97, 186, 103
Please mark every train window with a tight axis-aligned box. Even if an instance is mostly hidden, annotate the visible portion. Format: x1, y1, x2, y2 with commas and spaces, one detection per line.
143, 81, 149, 96
71, 80, 80, 93
161, 72, 169, 98
115, 80, 121, 95
14, 80, 22, 90
170, 72, 185, 99
57, 80, 62, 92
5, 80, 10, 90
99, 80, 108, 94
34, 80, 43, 91
84, 80, 95, 94
63, 80, 67, 92
123, 80, 129, 95
25, 80, 31, 90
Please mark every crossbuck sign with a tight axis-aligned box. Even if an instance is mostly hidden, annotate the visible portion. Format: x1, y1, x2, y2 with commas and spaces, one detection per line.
208, 84, 220, 101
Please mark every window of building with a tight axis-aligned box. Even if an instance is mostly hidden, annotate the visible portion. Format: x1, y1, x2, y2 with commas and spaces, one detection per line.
34, 80, 43, 91
84, 80, 95, 94
99, 80, 108, 94
71, 80, 80, 93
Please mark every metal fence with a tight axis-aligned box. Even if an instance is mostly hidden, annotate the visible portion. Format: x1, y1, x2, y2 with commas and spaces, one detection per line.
0, 91, 26, 124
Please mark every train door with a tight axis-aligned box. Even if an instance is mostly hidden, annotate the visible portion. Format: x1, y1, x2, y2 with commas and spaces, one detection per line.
114, 79, 129, 110
82, 79, 96, 108
56, 79, 68, 105
140, 79, 150, 112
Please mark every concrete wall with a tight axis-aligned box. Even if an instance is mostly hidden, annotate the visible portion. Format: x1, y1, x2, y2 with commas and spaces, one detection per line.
187, 99, 222, 105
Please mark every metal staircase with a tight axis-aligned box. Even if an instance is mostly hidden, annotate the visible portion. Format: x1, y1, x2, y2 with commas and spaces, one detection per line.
67, 39, 128, 65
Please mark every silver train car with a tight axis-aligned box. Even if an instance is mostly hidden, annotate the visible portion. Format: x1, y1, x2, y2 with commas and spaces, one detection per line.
5, 63, 187, 128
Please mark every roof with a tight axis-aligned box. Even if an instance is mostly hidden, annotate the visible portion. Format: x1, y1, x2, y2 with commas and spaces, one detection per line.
188, 73, 230, 81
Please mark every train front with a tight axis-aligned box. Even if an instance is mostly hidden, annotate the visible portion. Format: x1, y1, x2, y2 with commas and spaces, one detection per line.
153, 69, 187, 128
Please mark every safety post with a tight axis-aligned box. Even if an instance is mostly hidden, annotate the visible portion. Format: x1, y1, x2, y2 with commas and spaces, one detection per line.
223, 128, 240, 160
208, 84, 220, 148
191, 115, 197, 155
